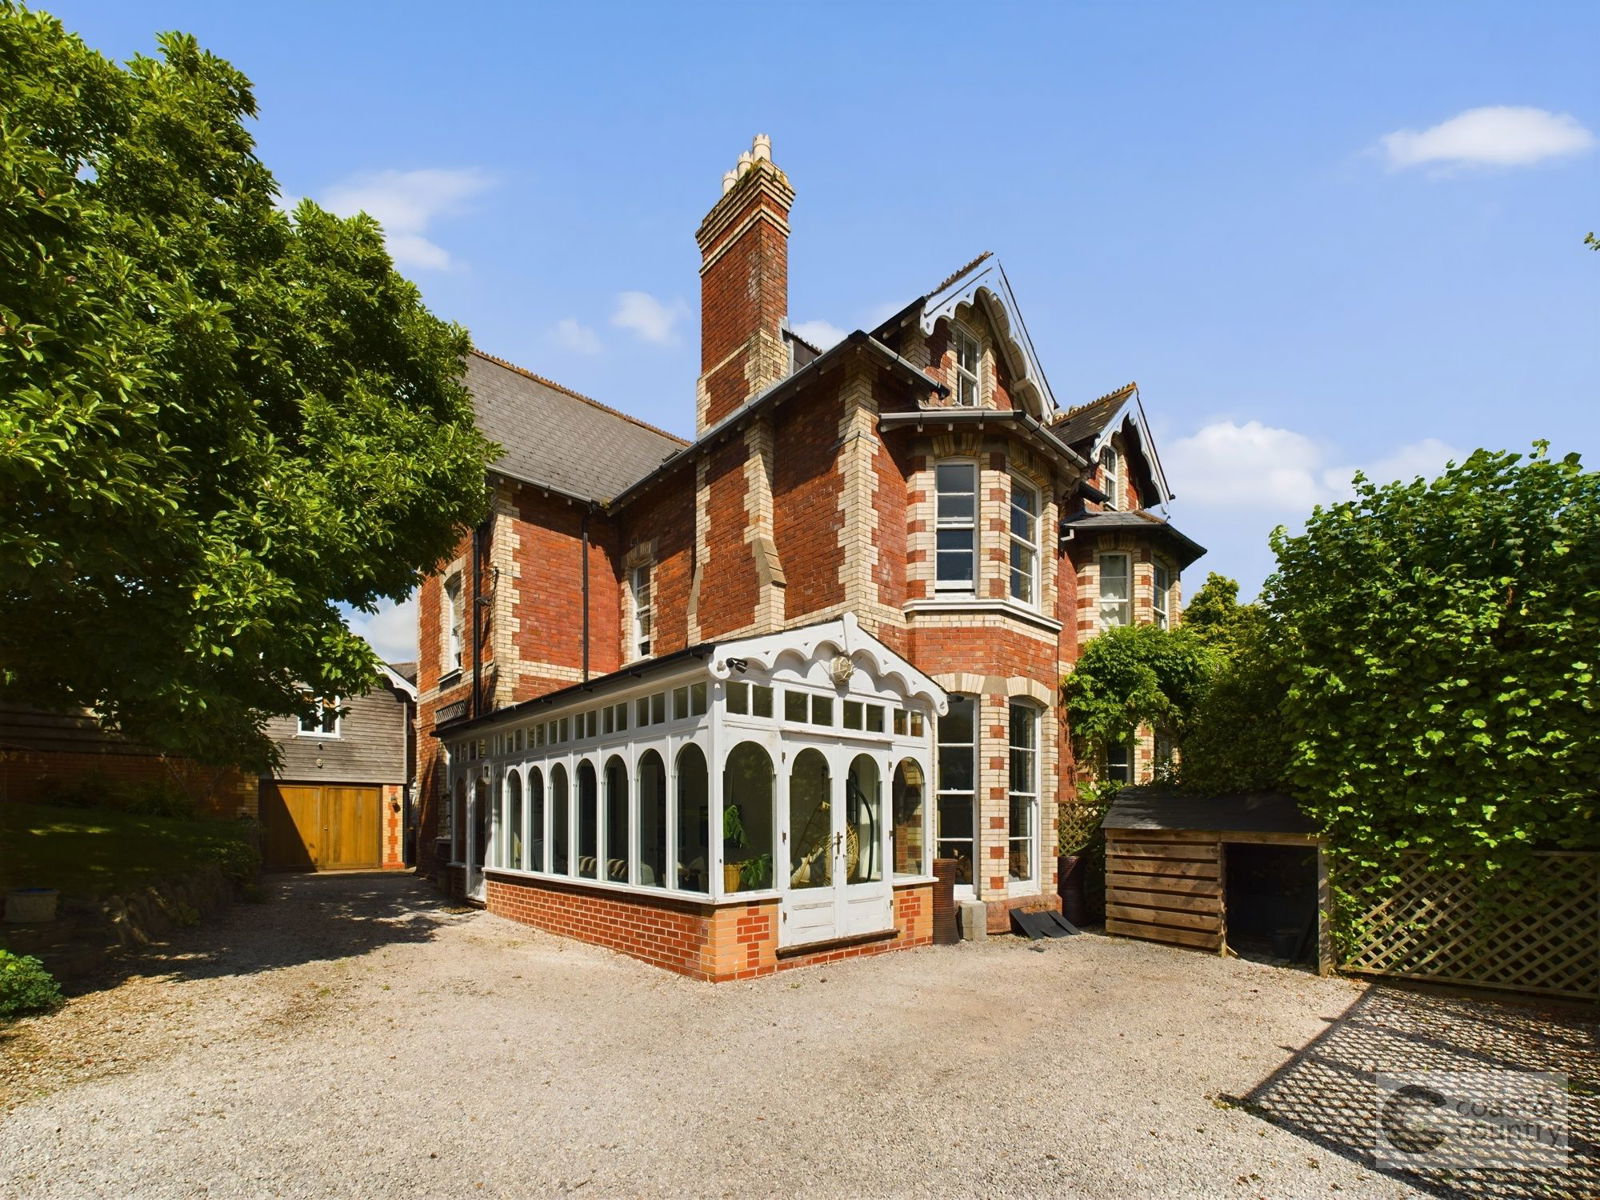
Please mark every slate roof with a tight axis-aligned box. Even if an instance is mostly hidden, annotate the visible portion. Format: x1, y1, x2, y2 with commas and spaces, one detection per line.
464, 351, 687, 503
1061, 509, 1207, 568
1052, 384, 1136, 448
1103, 786, 1319, 836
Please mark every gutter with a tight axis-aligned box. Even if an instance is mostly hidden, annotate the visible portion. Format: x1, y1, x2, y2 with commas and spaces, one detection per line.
434, 643, 718, 738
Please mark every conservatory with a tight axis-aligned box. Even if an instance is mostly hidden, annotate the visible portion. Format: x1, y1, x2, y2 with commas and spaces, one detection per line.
438, 614, 947, 980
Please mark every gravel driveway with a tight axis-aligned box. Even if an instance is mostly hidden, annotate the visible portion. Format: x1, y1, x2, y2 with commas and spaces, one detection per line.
0, 872, 1503, 1198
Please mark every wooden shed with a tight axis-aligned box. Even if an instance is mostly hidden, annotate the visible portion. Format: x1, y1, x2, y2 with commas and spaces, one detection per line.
1102, 787, 1331, 974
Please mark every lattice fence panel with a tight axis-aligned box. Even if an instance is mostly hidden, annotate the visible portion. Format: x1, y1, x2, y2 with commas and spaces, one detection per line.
1341, 852, 1600, 1002
1058, 801, 1108, 855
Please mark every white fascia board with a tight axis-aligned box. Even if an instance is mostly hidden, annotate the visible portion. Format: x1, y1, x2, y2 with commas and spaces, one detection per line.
379, 664, 418, 701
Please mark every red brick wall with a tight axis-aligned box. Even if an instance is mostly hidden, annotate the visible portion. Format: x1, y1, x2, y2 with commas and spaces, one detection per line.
773, 384, 846, 618
485, 872, 933, 982
698, 440, 759, 638
507, 490, 623, 682
699, 190, 789, 430
618, 471, 697, 656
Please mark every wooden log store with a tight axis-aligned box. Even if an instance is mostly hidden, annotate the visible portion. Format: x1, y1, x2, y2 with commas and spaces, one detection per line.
1102, 787, 1332, 974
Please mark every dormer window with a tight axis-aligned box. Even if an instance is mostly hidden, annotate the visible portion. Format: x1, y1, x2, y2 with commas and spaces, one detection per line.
954, 326, 979, 407
1099, 445, 1121, 510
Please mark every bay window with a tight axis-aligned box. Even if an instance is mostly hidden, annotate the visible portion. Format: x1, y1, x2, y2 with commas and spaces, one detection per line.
1008, 702, 1038, 885
1099, 553, 1131, 628
1009, 478, 1040, 606
936, 694, 977, 885
935, 462, 978, 592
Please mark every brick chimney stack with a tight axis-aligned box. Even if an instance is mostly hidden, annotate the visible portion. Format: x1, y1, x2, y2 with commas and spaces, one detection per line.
694, 134, 794, 434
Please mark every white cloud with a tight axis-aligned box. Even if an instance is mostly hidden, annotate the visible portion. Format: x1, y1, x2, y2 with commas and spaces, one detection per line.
551, 318, 602, 355
1167, 421, 1461, 511
319, 168, 493, 270
344, 593, 417, 663
791, 319, 846, 349
612, 291, 688, 345
1166, 420, 1328, 509
1379, 106, 1595, 170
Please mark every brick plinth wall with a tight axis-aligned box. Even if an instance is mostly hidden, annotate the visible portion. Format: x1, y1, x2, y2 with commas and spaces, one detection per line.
485, 872, 933, 982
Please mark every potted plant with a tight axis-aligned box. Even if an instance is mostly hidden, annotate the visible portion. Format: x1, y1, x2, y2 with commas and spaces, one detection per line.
739, 852, 772, 891
722, 804, 746, 893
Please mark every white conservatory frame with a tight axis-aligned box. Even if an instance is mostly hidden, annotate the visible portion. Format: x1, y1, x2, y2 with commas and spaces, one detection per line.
443, 614, 947, 950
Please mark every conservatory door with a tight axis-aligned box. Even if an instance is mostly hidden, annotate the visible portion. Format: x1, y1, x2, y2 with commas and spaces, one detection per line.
467, 777, 490, 902
780, 748, 893, 949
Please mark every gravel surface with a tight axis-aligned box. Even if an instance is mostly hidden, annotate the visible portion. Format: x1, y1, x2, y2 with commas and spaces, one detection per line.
0, 872, 1438, 1199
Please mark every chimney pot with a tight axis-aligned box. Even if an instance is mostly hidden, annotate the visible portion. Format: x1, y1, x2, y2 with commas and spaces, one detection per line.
736, 150, 753, 175
722, 169, 737, 195
752, 133, 772, 162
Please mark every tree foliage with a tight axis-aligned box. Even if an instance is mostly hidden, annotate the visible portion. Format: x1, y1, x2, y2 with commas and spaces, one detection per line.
1063, 623, 1217, 765
1266, 445, 1600, 872
0, 7, 493, 768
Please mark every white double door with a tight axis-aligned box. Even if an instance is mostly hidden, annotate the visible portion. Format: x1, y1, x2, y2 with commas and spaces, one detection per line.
779, 742, 892, 948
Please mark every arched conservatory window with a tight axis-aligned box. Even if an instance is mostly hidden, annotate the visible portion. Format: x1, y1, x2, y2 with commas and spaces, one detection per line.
789, 748, 832, 890
527, 768, 546, 873
675, 745, 709, 894
723, 742, 775, 892
637, 751, 667, 888
847, 754, 882, 883
604, 755, 629, 883
550, 764, 570, 875
505, 773, 523, 871
577, 761, 599, 879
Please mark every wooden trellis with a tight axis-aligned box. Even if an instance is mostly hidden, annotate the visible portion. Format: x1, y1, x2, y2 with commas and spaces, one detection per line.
1341, 851, 1600, 1002
1058, 801, 1108, 854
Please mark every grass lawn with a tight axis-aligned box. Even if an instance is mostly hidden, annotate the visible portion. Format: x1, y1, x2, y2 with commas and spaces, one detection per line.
0, 803, 258, 900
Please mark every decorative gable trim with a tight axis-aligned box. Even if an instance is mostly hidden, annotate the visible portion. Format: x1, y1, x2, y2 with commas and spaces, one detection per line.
917, 255, 1058, 421
708, 612, 949, 715
1084, 390, 1174, 509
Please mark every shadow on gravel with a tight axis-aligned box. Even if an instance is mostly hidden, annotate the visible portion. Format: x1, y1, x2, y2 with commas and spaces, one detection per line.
70, 872, 466, 995
1225, 983, 1600, 1198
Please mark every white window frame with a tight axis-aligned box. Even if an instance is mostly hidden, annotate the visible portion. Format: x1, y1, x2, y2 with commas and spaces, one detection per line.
1099, 444, 1121, 510
1008, 475, 1041, 608
953, 325, 980, 407
631, 564, 653, 659
1105, 736, 1134, 785
1152, 561, 1171, 629
936, 693, 978, 897
1098, 552, 1131, 629
443, 572, 464, 675
934, 460, 979, 594
1007, 701, 1039, 893
297, 695, 341, 739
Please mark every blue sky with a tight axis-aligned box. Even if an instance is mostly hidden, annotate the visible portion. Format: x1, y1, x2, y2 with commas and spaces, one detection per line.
52, 1, 1600, 659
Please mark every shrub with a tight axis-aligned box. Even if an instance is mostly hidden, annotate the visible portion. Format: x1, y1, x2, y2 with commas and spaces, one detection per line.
0, 950, 64, 1019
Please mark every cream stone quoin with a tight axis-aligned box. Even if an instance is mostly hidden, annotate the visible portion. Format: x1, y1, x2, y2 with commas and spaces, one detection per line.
445, 615, 946, 950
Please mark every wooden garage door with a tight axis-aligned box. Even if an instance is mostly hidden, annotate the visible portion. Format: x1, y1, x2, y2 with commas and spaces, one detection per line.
261, 783, 381, 871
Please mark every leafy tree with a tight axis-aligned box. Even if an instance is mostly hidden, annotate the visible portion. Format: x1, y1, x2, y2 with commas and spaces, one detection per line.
1181, 571, 1267, 653
1266, 445, 1600, 874
1063, 624, 1217, 771
0, 7, 493, 769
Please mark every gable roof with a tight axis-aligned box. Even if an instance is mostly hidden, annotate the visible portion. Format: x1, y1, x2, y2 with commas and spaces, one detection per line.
465, 350, 687, 503
1052, 383, 1174, 507
1053, 384, 1136, 447
874, 252, 1059, 420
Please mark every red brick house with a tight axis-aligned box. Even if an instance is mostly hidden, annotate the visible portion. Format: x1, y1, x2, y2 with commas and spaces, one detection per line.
415, 136, 1203, 981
